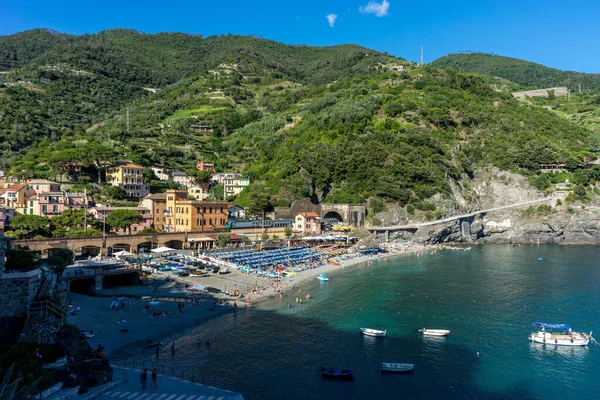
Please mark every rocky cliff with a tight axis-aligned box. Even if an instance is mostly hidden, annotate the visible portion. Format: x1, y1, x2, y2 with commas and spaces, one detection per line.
373, 167, 600, 244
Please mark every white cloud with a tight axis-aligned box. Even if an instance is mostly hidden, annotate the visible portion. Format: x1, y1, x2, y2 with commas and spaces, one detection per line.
359, 0, 390, 17
326, 13, 338, 28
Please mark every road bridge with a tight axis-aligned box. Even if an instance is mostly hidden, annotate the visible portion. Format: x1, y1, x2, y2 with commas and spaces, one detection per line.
368, 196, 556, 240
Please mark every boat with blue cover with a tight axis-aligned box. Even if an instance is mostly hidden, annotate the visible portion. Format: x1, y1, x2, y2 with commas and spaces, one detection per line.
529, 322, 593, 346
319, 367, 354, 380
317, 273, 329, 282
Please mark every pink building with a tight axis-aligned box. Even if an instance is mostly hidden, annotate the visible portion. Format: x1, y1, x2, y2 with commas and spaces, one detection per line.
89, 206, 153, 234
294, 212, 321, 236
33, 192, 66, 217
28, 179, 61, 194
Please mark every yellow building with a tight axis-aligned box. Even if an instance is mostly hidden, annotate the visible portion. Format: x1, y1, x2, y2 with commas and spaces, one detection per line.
106, 163, 150, 198
141, 190, 229, 233
187, 185, 208, 200
164, 190, 229, 232
140, 193, 168, 231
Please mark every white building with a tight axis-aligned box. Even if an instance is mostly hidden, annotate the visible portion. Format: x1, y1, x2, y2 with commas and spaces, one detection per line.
224, 177, 250, 200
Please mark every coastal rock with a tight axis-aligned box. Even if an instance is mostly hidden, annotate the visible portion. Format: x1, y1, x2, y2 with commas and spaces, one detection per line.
70, 359, 113, 388
54, 324, 94, 361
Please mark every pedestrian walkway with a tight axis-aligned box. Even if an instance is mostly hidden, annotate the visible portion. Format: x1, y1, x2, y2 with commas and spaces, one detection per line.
94, 368, 243, 400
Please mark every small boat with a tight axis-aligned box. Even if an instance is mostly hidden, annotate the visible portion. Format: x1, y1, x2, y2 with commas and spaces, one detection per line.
529, 322, 593, 346
83, 331, 95, 338
419, 328, 450, 336
319, 367, 354, 380
381, 362, 414, 372
158, 266, 171, 272
218, 268, 231, 275
191, 270, 208, 276
177, 271, 190, 277
317, 273, 329, 282
360, 328, 386, 337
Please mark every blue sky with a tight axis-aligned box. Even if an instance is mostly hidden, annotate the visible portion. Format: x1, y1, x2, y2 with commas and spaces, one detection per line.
1, 0, 599, 72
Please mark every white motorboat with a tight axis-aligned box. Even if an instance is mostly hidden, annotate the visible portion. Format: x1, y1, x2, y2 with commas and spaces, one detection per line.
360, 328, 386, 337
419, 328, 450, 336
529, 322, 593, 346
381, 362, 414, 372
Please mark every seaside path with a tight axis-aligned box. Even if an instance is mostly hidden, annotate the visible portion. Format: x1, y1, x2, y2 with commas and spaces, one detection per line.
94, 367, 243, 400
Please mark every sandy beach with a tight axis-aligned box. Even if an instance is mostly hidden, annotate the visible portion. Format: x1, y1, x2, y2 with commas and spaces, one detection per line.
73, 246, 431, 357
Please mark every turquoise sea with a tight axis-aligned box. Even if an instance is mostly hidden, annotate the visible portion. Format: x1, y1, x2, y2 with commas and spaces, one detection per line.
137, 245, 600, 399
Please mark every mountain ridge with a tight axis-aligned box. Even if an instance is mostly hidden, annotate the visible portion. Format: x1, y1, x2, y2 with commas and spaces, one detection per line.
432, 52, 600, 92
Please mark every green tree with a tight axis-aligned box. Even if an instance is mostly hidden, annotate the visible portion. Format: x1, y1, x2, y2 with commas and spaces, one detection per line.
246, 184, 273, 219
80, 142, 119, 183
47, 248, 74, 279
209, 183, 224, 200
51, 209, 99, 235
105, 209, 144, 234
284, 226, 292, 238
5, 245, 41, 272
217, 233, 231, 248
102, 185, 127, 200
260, 232, 269, 241
6, 215, 50, 239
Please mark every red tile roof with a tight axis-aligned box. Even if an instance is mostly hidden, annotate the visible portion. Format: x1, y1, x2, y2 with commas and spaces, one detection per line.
119, 163, 143, 168
6, 184, 29, 191
297, 212, 319, 218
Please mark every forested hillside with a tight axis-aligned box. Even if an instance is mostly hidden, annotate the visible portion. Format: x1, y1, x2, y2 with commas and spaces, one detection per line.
432, 53, 600, 92
1, 30, 596, 214
0, 29, 388, 163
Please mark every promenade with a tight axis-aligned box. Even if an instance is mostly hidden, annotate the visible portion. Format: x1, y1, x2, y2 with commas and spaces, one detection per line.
89, 367, 243, 400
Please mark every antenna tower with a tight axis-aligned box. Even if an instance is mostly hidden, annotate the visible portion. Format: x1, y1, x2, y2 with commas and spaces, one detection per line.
420, 45, 424, 66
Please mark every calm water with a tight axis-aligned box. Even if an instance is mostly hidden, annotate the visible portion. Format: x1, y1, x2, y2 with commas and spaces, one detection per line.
137, 245, 600, 399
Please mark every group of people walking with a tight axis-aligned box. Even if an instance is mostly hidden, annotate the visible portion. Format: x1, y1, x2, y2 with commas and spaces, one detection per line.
140, 368, 158, 390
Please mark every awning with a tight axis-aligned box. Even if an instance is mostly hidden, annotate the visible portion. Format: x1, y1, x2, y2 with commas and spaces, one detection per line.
531, 322, 571, 329
188, 237, 215, 242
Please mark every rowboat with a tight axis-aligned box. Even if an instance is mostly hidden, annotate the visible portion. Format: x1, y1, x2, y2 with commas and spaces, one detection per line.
381, 362, 414, 372
419, 328, 450, 336
360, 328, 386, 337
529, 322, 593, 346
316, 273, 329, 281
319, 367, 354, 380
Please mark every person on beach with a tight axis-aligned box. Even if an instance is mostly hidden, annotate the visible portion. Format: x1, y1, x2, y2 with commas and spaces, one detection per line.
140, 369, 148, 390
151, 368, 157, 388
206, 339, 210, 346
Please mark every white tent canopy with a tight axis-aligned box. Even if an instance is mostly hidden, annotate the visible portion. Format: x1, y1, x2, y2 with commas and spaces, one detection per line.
150, 246, 175, 253
113, 250, 133, 256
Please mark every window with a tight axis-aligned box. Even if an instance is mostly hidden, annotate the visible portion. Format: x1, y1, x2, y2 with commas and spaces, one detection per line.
168, 197, 173, 201
203, 207, 206, 213
134, 226, 137, 232
209, 218, 212, 225
53, 205, 58, 213
209, 207, 213, 214
42, 205, 47, 213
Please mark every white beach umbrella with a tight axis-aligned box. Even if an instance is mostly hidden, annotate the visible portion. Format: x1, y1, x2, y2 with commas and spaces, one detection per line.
150, 246, 175, 253
113, 250, 133, 256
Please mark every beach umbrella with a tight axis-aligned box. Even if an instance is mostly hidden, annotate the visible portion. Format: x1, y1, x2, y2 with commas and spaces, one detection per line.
151, 246, 175, 253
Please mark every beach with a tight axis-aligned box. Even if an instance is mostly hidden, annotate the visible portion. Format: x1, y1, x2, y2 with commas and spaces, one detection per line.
74, 244, 433, 357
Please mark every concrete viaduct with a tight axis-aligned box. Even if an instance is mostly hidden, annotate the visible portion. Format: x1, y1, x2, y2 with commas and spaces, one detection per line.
368, 197, 556, 241
11, 231, 228, 258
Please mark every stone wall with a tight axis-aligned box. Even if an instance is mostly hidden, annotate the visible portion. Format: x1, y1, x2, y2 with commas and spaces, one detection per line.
0, 234, 6, 275
0, 267, 44, 317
